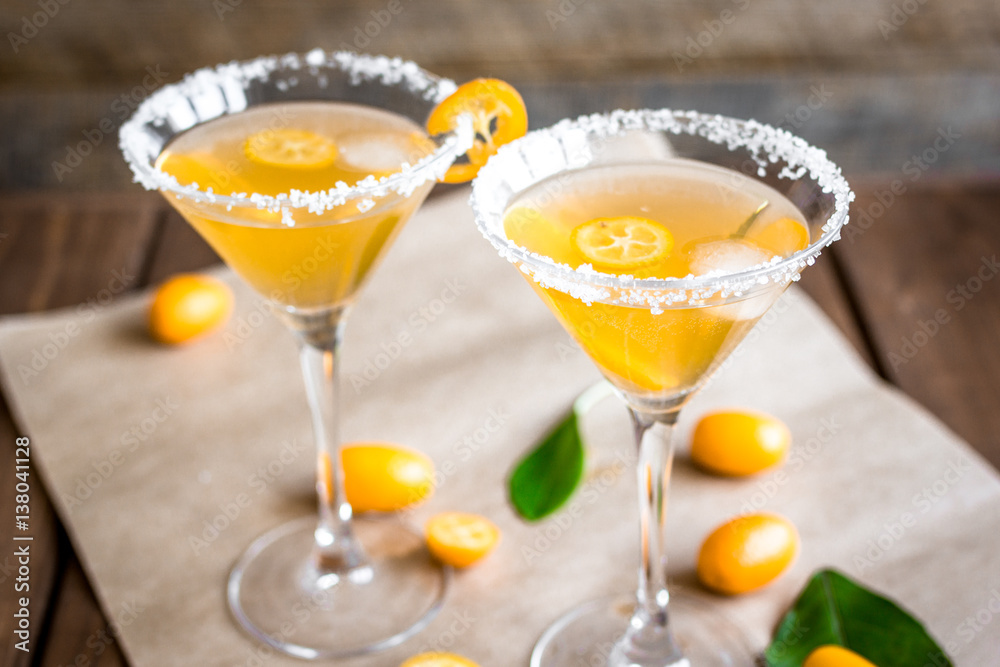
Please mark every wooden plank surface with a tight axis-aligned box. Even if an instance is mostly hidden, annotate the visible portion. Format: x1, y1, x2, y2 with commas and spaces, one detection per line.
836, 180, 1000, 467
0, 0, 996, 89
0, 193, 160, 665
4, 73, 999, 191
37, 558, 127, 667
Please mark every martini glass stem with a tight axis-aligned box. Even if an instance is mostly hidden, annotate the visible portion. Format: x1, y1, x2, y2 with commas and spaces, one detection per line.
293, 308, 369, 581
612, 407, 686, 666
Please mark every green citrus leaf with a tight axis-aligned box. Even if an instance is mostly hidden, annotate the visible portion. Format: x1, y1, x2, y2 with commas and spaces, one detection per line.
764, 569, 953, 667
508, 409, 585, 522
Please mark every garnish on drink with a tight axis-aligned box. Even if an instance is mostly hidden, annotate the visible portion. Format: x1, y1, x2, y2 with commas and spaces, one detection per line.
504, 161, 810, 398
470, 109, 853, 666
122, 51, 525, 659
427, 78, 528, 183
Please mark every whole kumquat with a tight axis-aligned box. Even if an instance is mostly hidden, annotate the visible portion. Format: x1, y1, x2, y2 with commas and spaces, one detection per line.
690, 410, 791, 477
337, 443, 435, 513
148, 274, 233, 345
803, 645, 878, 667
400, 653, 481, 667
696, 512, 799, 595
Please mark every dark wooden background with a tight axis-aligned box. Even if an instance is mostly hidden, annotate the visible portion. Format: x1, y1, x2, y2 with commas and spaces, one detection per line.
1, 1, 998, 664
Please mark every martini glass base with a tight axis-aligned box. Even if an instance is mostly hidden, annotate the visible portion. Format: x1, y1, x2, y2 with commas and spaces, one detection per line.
530, 591, 755, 667
228, 517, 450, 660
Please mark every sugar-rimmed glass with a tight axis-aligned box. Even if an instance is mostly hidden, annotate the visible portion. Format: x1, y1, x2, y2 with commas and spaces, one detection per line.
120, 50, 474, 659
470, 109, 852, 666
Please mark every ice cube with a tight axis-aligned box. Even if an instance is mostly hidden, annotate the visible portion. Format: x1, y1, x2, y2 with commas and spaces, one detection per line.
336, 132, 417, 174
688, 238, 773, 277
687, 239, 777, 321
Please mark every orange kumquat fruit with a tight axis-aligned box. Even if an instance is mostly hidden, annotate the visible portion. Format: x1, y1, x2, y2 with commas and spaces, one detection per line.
697, 512, 799, 595
425, 512, 500, 568
148, 274, 233, 345
400, 652, 481, 667
426, 78, 527, 183
690, 410, 791, 477
803, 645, 878, 667
336, 443, 435, 513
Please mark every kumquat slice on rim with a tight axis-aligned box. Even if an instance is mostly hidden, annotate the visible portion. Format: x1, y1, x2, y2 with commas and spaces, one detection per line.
426, 78, 528, 183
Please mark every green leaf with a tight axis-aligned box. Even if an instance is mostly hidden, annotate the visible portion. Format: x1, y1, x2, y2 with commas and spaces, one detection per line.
764, 569, 953, 667
508, 409, 585, 521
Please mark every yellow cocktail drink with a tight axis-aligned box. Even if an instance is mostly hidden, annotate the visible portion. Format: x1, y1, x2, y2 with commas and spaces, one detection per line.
157, 102, 436, 310
503, 160, 809, 397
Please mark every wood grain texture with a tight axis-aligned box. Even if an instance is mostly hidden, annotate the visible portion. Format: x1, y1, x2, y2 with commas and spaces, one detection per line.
0, 193, 160, 666
0, 394, 56, 667
836, 179, 1000, 468
1, 0, 997, 89
795, 256, 874, 369
144, 207, 221, 286
36, 559, 127, 667
0, 193, 160, 312
5, 73, 998, 192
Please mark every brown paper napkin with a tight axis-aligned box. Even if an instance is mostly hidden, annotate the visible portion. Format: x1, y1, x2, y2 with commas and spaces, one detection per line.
1, 190, 999, 665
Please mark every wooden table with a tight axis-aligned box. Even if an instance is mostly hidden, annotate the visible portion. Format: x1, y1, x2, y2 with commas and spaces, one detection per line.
1, 176, 998, 664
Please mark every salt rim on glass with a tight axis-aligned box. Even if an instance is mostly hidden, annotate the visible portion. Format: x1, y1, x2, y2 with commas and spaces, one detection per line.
470, 108, 854, 310
119, 49, 475, 226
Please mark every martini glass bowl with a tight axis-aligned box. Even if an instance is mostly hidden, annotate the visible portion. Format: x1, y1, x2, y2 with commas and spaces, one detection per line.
470, 109, 852, 666
120, 50, 474, 660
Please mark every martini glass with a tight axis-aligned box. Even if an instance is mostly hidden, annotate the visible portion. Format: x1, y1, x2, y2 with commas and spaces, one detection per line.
470, 109, 852, 666
120, 51, 474, 659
